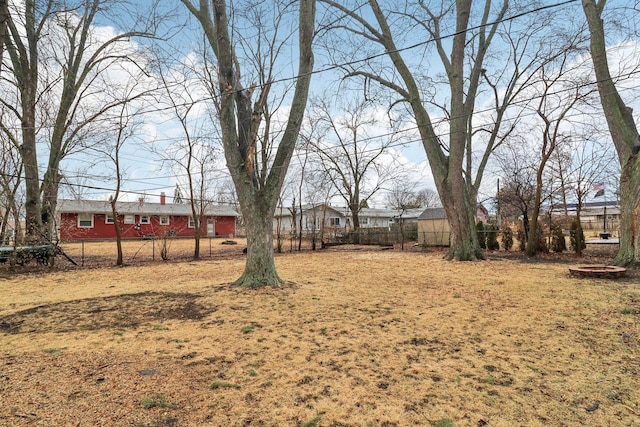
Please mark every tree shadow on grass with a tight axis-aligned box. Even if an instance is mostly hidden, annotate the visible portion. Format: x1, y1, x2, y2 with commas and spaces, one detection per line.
0, 291, 216, 334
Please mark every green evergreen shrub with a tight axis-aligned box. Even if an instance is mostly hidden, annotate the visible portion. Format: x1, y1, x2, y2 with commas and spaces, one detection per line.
550, 223, 567, 253
534, 225, 548, 253
486, 224, 500, 250
569, 220, 586, 252
501, 226, 513, 251
476, 221, 486, 249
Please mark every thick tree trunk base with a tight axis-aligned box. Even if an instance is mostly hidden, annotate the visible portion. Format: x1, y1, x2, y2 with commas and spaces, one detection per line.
444, 243, 484, 261
613, 249, 639, 267
231, 271, 289, 289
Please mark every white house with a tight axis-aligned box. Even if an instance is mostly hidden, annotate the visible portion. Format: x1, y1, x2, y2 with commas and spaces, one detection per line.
273, 204, 424, 235
551, 201, 620, 234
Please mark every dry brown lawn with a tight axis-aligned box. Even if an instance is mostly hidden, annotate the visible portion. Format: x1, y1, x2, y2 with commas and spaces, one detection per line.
0, 240, 639, 427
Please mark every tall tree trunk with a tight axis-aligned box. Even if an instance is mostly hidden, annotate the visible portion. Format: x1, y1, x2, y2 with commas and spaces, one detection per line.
616, 158, 640, 263
190, 211, 201, 260
183, 0, 315, 286
110, 200, 124, 266
367, 0, 485, 260
582, 0, 640, 265
236, 199, 282, 288
526, 176, 544, 257
0, 209, 9, 244
439, 180, 482, 261
40, 173, 61, 242
194, 218, 201, 260
349, 201, 360, 243
436, 0, 482, 261
575, 200, 584, 256
21, 129, 42, 243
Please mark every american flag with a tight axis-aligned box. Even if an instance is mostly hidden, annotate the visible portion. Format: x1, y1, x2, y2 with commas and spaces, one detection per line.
593, 183, 605, 197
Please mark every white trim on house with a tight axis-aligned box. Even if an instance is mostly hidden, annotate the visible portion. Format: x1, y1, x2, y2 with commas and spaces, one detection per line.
77, 213, 94, 228
57, 199, 239, 218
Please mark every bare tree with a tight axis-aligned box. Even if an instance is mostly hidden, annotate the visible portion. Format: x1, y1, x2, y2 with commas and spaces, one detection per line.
386, 182, 440, 210
155, 62, 221, 260
0, 0, 157, 243
319, 0, 571, 260
305, 95, 404, 232
546, 146, 573, 220
301, 168, 336, 249
524, 44, 594, 256
495, 142, 538, 243
181, 0, 315, 287
0, 132, 23, 244
565, 138, 616, 255
102, 104, 143, 266
582, 0, 640, 265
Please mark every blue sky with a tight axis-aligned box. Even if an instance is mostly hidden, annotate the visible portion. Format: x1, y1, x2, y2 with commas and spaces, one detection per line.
51, 0, 639, 210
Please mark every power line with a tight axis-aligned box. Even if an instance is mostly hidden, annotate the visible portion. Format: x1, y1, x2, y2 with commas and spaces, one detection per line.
303, 0, 580, 84
2, 0, 638, 199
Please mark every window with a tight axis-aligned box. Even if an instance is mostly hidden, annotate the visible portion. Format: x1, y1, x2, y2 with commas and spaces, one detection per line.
305, 217, 317, 230
105, 214, 114, 224
78, 213, 94, 228
330, 217, 340, 226
361, 217, 369, 226
188, 216, 195, 228
140, 215, 150, 224
124, 215, 135, 224
159, 216, 170, 225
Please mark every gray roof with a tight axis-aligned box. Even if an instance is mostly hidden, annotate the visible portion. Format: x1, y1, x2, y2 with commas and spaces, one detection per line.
393, 208, 426, 219
418, 207, 447, 220
57, 199, 238, 217
274, 204, 426, 220
358, 207, 399, 218
273, 204, 343, 218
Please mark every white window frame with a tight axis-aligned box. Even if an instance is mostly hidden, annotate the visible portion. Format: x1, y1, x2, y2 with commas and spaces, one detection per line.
140, 215, 150, 224
305, 217, 318, 230
330, 217, 341, 226
361, 217, 369, 226
159, 215, 170, 225
124, 214, 135, 224
188, 216, 195, 228
105, 214, 115, 224
78, 213, 94, 228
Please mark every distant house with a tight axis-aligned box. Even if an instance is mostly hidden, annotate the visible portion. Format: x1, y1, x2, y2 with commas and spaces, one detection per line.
552, 201, 620, 234
417, 205, 489, 246
579, 204, 620, 233
57, 195, 238, 240
273, 204, 423, 235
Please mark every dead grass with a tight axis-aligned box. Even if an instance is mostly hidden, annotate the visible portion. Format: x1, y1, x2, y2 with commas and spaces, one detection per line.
0, 244, 639, 427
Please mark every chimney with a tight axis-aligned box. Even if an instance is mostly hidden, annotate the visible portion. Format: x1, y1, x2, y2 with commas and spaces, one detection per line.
138, 197, 144, 207
160, 192, 166, 205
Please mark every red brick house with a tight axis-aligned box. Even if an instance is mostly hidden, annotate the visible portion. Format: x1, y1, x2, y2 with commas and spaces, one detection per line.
57, 196, 238, 241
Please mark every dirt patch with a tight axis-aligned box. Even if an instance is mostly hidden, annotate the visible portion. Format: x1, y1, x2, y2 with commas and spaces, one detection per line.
0, 292, 215, 334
